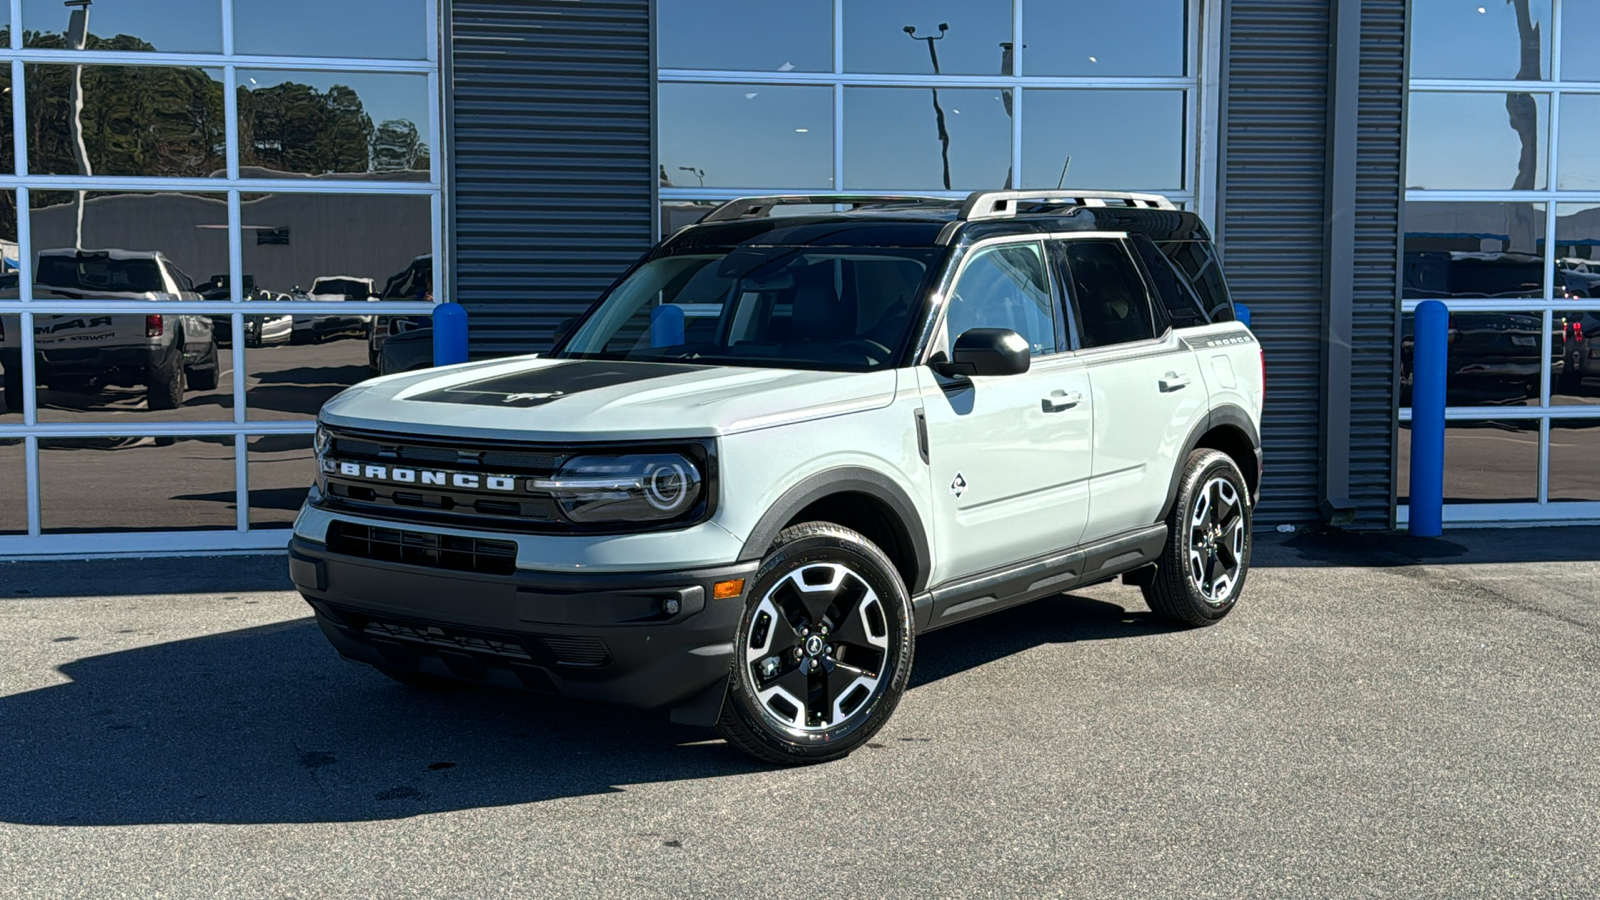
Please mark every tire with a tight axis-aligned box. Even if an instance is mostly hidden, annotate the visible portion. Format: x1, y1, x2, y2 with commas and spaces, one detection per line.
1142, 449, 1253, 627
1558, 365, 1582, 395
716, 522, 914, 765
373, 665, 470, 692
186, 343, 220, 392
1, 365, 20, 412
146, 348, 185, 410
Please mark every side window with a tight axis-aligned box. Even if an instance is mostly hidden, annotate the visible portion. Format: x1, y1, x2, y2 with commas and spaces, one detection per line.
944, 242, 1056, 357
1130, 234, 1206, 330
1061, 240, 1158, 349
1158, 239, 1235, 323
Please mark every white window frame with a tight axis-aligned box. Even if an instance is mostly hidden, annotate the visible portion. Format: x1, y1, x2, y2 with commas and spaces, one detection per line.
0, 0, 445, 555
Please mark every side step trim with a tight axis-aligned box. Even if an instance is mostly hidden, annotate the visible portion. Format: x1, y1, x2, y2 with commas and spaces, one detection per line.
918, 524, 1168, 633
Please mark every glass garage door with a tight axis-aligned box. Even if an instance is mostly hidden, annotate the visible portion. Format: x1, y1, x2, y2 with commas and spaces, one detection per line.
0, 0, 442, 554
1401, 0, 1600, 524
653, 0, 1214, 233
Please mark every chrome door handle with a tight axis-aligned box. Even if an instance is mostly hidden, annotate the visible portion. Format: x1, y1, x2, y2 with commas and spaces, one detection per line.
1041, 390, 1082, 412
1159, 372, 1191, 392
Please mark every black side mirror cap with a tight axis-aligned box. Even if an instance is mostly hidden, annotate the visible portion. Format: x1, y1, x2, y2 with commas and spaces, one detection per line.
930, 327, 1032, 378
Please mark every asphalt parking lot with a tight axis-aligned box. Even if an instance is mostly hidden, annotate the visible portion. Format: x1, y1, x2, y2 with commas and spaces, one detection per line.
1, 530, 1597, 899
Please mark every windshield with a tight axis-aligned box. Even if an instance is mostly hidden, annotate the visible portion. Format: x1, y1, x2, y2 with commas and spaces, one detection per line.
558, 246, 943, 370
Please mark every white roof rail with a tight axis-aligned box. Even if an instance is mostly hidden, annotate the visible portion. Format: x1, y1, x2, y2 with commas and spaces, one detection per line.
958, 190, 1177, 220
700, 194, 956, 222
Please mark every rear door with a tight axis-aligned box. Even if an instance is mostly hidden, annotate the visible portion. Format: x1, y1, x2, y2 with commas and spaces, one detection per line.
916, 238, 1094, 583
1055, 235, 1209, 540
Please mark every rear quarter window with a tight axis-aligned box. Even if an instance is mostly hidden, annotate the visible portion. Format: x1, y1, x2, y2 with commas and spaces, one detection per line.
1154, 239, 1235, 324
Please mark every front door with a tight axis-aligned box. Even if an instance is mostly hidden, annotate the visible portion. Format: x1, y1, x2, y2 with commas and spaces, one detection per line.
916, 239, 1094, 587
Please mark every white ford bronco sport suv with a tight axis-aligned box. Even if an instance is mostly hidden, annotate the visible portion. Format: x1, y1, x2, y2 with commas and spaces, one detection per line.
288, 191, 1263, 765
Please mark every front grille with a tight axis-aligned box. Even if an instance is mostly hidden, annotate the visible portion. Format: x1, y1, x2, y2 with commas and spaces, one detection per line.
329, 434, 563, 474
327, 521, 517, 576
322, 428, 568, 529
316, 426, 713, 534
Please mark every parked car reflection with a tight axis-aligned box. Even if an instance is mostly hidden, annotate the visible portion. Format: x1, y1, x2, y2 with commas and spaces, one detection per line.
367, 254, 432, 372
293, 275, 375, 345
1400, 251, 1561, 406
2, 249, 223, 415
1559, 310, 1600, 398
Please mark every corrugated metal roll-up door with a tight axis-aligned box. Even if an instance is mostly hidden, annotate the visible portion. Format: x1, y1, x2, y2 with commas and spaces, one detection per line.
1350, 0, 1406, 527
450, 0, 653, 357
1218, 0, 1331, 525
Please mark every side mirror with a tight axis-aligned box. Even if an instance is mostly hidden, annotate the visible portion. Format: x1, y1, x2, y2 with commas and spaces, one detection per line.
931, 328, 1031, 378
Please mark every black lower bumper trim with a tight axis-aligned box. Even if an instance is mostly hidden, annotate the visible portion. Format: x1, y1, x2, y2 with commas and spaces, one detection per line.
289, 537, 756, 710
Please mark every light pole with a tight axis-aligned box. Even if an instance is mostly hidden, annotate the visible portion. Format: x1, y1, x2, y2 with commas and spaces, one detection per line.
905, 23, 952, 191
678, 166, 706, 188
66, 0, 93, 251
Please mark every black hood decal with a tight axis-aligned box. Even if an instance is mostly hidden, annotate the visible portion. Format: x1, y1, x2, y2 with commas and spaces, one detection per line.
407, 361, 705, 408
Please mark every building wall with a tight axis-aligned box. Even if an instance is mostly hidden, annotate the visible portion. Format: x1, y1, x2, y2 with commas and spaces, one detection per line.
450, 0, 654, 357
1216, 0, 1405, 527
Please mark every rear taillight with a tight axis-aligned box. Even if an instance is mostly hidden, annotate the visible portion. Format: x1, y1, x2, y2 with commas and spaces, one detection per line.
1576, 322, 1585, 343
1259, 348, 1266, 407
145, 315, 163, 337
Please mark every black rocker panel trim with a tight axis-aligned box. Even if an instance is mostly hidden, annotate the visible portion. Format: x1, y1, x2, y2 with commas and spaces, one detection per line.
1158, 405, 1261, 523
407, 361, 704, 408
920, 524, 1168, 633
738, 466, 932, 594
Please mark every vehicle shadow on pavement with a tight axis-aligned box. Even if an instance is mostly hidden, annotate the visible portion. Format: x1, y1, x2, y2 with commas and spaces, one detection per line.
0, 594, 1167, 827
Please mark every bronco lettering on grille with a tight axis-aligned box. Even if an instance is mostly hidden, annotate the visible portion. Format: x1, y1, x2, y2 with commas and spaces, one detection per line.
326, 459, 520, 492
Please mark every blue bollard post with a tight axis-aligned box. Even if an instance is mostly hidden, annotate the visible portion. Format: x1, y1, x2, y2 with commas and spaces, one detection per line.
1234, 303, 1251, 327
432, 301, 468, 367
1408, 299, 1449, 537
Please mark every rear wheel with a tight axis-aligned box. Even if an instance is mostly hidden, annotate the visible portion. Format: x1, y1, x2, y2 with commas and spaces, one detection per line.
146, 348, 185, 410
716, 522, 914, 765
1143, 450, 1252, 627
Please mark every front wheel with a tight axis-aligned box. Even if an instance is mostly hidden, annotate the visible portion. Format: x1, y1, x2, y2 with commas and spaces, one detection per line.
716, 522, 914, 765
1142, 449, 1253, 627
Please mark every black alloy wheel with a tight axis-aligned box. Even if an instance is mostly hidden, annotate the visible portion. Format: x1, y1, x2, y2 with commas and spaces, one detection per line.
1143, 449, 1252, 626
717, 522, 913, 765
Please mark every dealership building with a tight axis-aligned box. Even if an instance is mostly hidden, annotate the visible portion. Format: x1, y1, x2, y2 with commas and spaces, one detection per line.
0, 0, 1596, 556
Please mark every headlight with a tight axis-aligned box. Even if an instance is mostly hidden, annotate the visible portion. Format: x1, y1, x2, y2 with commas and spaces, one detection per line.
313, 423, 331, 458
532, 453, 703, 524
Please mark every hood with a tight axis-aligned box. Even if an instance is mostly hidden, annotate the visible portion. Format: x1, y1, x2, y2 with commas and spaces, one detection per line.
319, 356, 899, 442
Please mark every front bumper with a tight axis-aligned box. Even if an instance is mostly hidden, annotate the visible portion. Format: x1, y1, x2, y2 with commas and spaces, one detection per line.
288, 536, 756, 710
